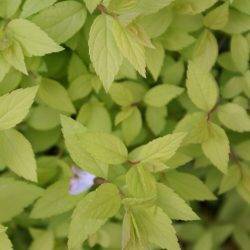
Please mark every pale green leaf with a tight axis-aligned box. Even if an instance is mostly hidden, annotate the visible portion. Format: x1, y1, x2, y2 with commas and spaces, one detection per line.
0, 0, 21, 18
7, 19, 63, 56
221, 76, 244, 99
0, 55, 10, 82
0, 225, 12, 250
29, 230, 54, 250
202, 123, 229, 173
31, 180, 84, 219
38, 78, 75, 114
0, 178, 43, 222
157, 183, 199, 221
115, 107, 134, 126
165, 171, 216, 201
186, 61, 218, 111
32, 1, 87, 43
84, 0, 101, 13
236, 164, 250, 203
89, 14, 123, 91
0, 129, 37, 181
234, 140, 250, 161
112, 20, 146, 77
0, 86, 38, 130
232, 0, 250, 16
217, 103, 250, 132
129, 132, 186, 163
193, 232, 213, 250
144, 84, 183, 107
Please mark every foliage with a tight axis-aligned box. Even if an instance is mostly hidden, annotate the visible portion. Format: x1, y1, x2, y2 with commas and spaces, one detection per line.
0, 0, 250, 249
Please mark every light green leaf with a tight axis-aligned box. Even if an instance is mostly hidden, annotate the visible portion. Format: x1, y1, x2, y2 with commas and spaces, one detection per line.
0, 0, 21, 18
193, 232, 213, 250
221, 76, 244, 99
165, 171, 216, 201
235, 140, 250, 161
231, 34, 249, 73
122, 107, 142, 145
115, 106, 134, 125
192, 30, 218, 72
38, 78, 75, 114
186, 61, 218, 111
31, 180, 84, 219
144, 84, 183, 107
202, 123, 229, 173
21, 0, 58, 18
7, 19, 63, 56
32, 1, 87, 43
0, 178, 43, 222
129, 132, 186, 163
217, 103, 250, 132
0, 129, 37, 181
84, 0, 101, 13
203, 2, 229, 30
68, 183, 121, 249
0, 86, 38, 130
126, 165, 157, 199
232, 0, 250, 16
29, 230, 54, 250
61, 115, 108, 177
0, 55, 10, 82
236, 164, 250, 203
112, 20, 146, 77
157, 183, 199, 221
0, 225, 12, 250
219, 164, 241, 194
145, 41, 165, 80
89, 14, 123, 91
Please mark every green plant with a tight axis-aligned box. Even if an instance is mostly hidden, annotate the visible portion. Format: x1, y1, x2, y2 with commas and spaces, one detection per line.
0, 0, 250, 249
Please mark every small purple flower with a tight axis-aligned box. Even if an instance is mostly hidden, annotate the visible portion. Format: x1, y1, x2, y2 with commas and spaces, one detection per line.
69, 166, 96, 195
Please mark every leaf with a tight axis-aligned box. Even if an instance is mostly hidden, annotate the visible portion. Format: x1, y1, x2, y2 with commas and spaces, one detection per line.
236, 164, 250, 203
68, 183, 121, 249
0, 129, 37, 182
165, 171, 216, 201
157, 183, 199, 221
202, 123, 229, 173
186, 61, 218, 111
112, 19, 146, 77
89, 14, 123, 91
29, 231, 54, 250
0, 178, 43, 222
219, 164, 241, 194
217, 103, 250, 132
115, 106, 134, 125
38, 78, 75, 114
31, 180, 84, 219
21, 0, 58, 18
7, 19, 63, 56
84, 0, 102, 13
0, 225, 12, 250
31, 1, 87, 43
2, 42, 27, 74
231, 34, 249, 73
144, 84, 183, 107
0, 0, 21, 18
0, 86, 38, 130
129, 132, 186, 163
232, 0, 250, 15
193, 232, 213, 250
221, 76, 244, 99
61, 115, 108, 177
0, 55, 10, 82
235, 140, 250, 161
122, 107, 142, 145
126, 165, 157, 199
192, 29, 218, 72
203, 2, 229, 30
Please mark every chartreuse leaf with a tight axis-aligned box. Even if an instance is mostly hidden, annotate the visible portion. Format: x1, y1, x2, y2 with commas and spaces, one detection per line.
217, 103, 250, 132
32, 1, 87, 43
126, 165, 157, 199
203, 2, 229, 30
29, 230, 54, 250
145, 41, 165, 80
236, 164, 250, 203
0, 178, 43, 222
165, 171, 216, 201
219, 164, 241, 194
232, 0, 250, 15
84, 0, 102, 13
61, 115, 108, 178
157, 183, 199, 221
222, 76, 244, 99
129, 132, 186, 163
112, 19, 146, 77
89, 14, 123, 91
192, 30, 218, 72
187, 61, 218, 111
31, 180, 84, 219
0, 129, 37, 181
68, 183, 121, 249
0, 0, 21, 18
235, 140, 250, 161
0, 86, 38, 130
21, 0, 58, 18
193, 232, 213, 250
231, 34, 249, 73
122, 107, 142, 145
38, 78, 76, 114
144, 84, 184, 107
0, 55, 10, 82
0, 225, 12, 250
7, 19, 63, 56
202, 123, 229, 173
